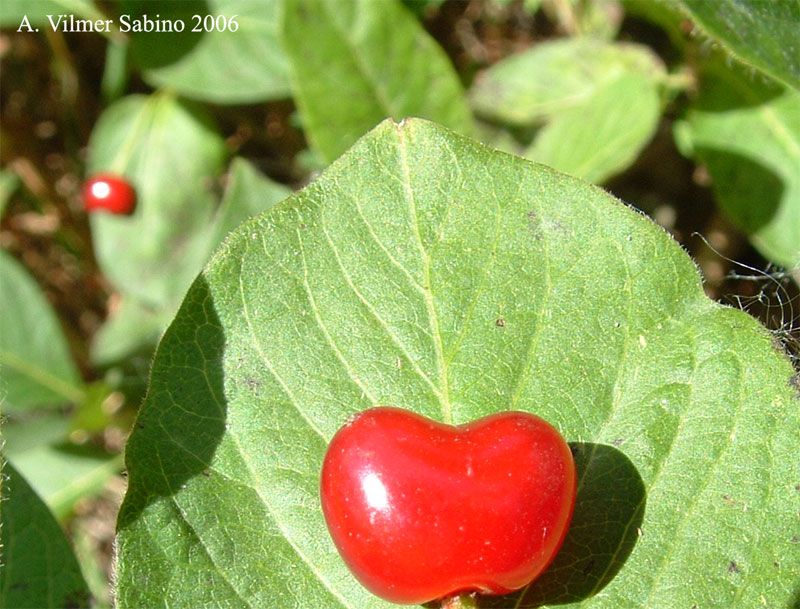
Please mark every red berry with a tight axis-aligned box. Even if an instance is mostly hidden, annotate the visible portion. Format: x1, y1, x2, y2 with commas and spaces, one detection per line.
320, 407, 576, 605
82, 173, 136, 215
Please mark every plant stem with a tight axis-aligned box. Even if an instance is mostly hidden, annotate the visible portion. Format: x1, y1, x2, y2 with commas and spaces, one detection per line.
440, 592, 479, 609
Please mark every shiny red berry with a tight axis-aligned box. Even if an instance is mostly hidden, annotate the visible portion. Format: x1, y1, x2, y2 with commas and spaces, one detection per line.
320, 407, 576, 605
82, 173, 137, 215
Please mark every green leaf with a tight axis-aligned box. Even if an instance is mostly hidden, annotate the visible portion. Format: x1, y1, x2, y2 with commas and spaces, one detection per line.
87, 92, 227, 310
115, 119, 799, 608
676, 0, 800, 91
2, 412, 122, 519
0, 249, 83, 412
675, 62, 800, 268
281, 0, 474, 163
469, 37, 664, 126
89, 158, 290, 366
211, 157, 293, 245
0, 459, 91, 608
90, 297, 165, 366
129, 0, 290, 103
525, 73, 661, 182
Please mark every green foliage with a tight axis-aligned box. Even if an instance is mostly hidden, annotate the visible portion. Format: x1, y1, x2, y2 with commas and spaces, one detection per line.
0, 250, 83, 412
525, 73, 661, 183
86, 92, 227, 311
212, 157, 293, 243
3, 1, 800, 607
115, 120, 799, 608
676, 0, 800, 92
128, 0, 290, 103
0, 461, 91, 608
469, 38, 665, 182
281, 0, 474, 162
470, 38, 663, 126
675, 62, 800, 268
2, 411, 122, 519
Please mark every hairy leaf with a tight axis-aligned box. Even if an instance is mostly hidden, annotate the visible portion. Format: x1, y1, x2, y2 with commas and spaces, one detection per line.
115, 119, 799, 608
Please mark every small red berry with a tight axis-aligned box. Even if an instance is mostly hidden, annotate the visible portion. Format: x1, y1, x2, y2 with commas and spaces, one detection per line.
82, 173, 136, 215
320, 407, 576, 605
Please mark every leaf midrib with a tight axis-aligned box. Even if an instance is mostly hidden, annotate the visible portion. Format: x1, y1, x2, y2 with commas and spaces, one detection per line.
396, 125, 451, 423
0, 348, 83, 405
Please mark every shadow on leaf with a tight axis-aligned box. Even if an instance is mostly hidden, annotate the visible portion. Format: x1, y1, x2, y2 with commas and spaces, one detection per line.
483, 442, 646, 608
116, 276, 227, 530
695, 146, 784, 234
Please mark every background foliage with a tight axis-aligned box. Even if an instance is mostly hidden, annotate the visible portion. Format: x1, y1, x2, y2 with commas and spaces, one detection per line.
1, 1, 798, 608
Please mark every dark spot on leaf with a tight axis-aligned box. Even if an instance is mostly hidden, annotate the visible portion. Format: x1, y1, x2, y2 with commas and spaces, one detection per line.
611, 438, 624, 447
526, 210, 541, 238
722, 494, 736, 507
300, 223, 307, 229
10, 582, 27, 590
495, 318, 505, 328
137, 423, 145, 429
774, 561, 780, 568
791, 536, 798, 543
727, 561, 741, 574
582, 558, 596, 575
202, 470, 211, 477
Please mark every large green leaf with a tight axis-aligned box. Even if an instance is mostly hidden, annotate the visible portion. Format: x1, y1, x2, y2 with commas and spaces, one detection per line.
281, 0, 474, 163
0, 460, 90, 609
128, 0, 290, 103
676, 0, 800, 92
115, 119, 799, 608
87, 92, 227, 310
469, 38, 664, 126
675, 62, 800, 268
0, 250, 83, 412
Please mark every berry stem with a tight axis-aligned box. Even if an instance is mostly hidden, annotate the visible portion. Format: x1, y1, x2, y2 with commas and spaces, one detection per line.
440, 593, 479, 609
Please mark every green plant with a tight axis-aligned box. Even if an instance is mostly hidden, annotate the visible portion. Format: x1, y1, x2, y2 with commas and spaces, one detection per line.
1, 1, 798, 608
